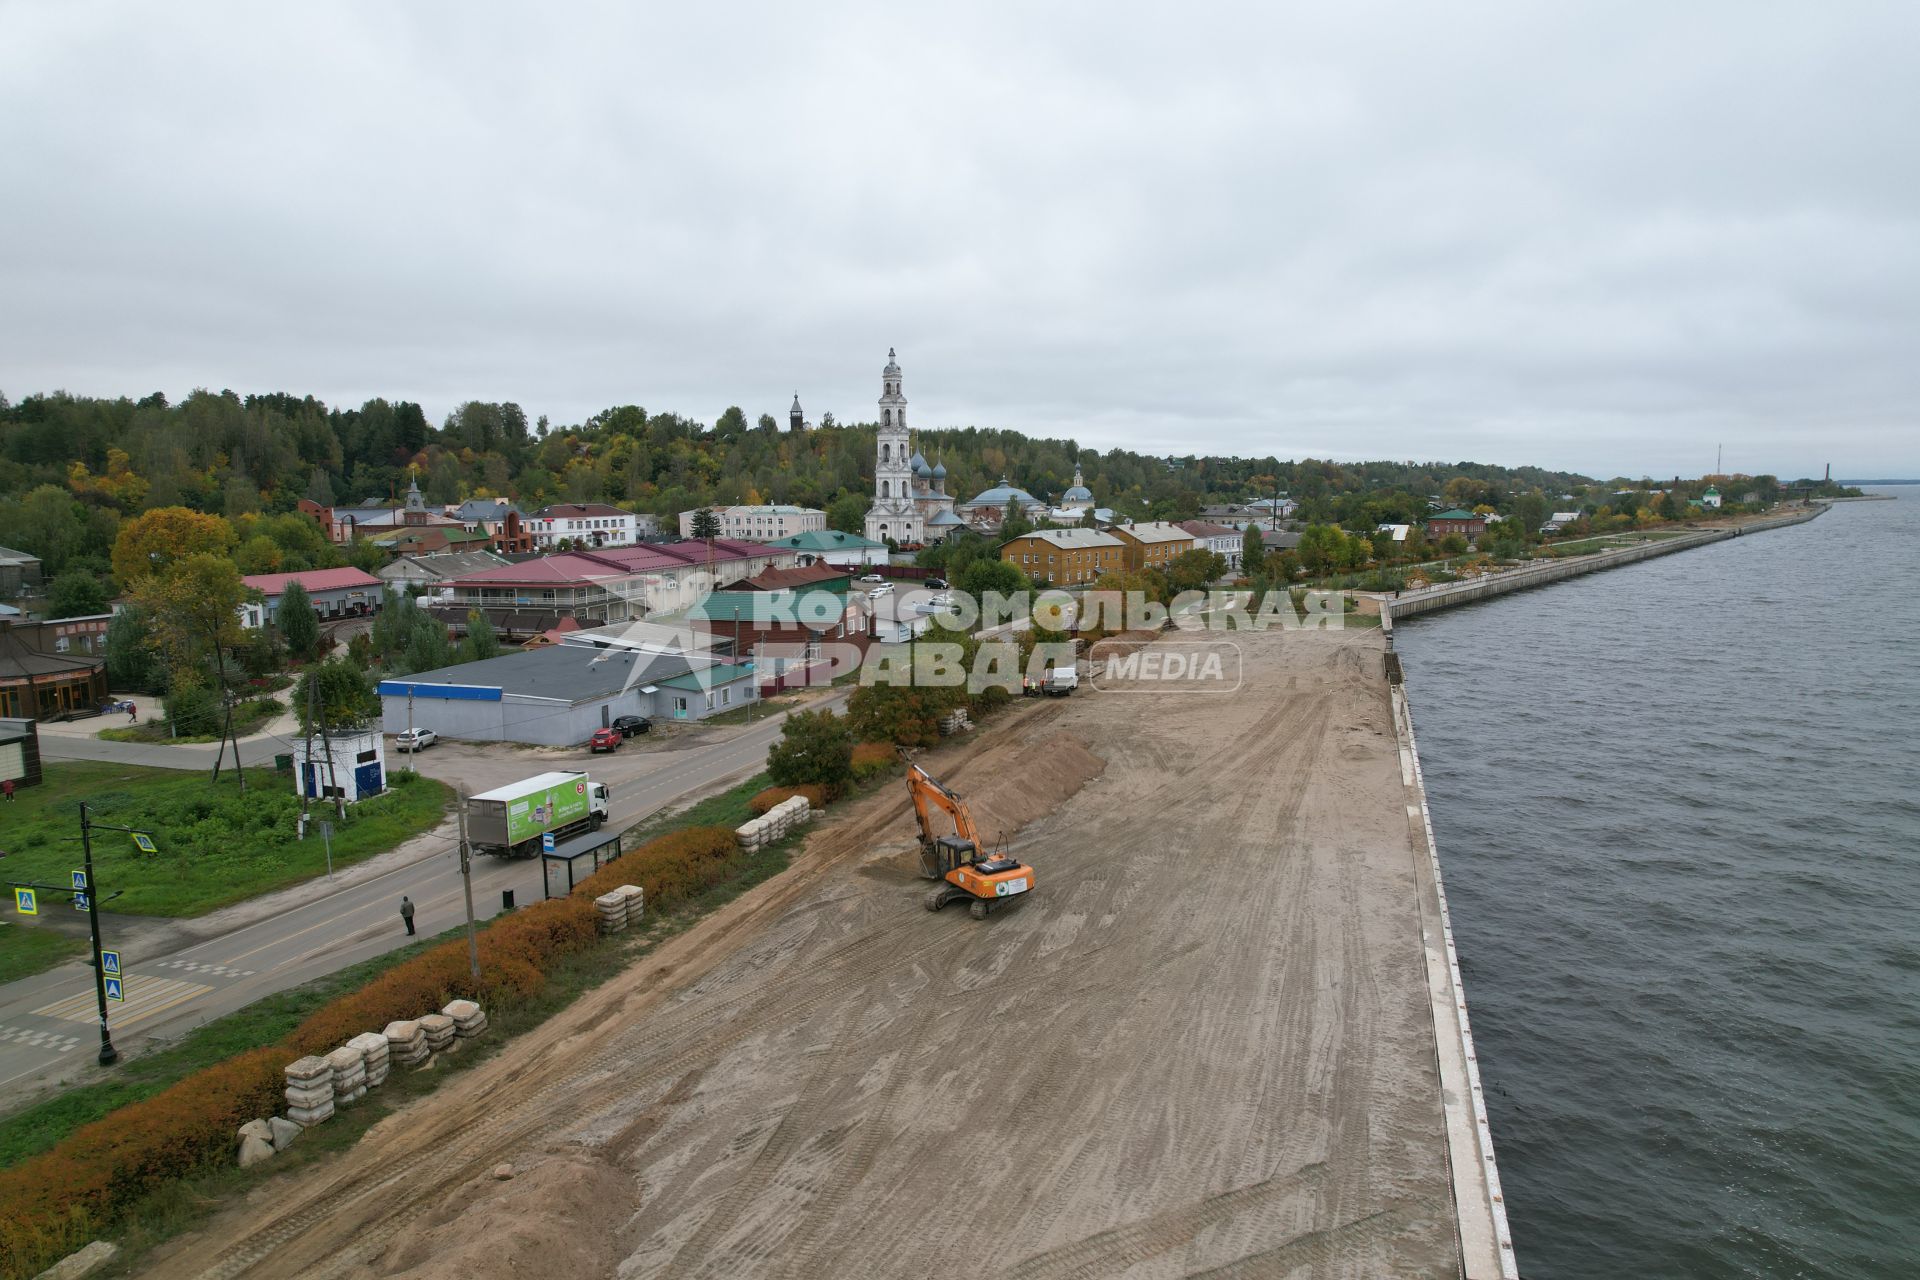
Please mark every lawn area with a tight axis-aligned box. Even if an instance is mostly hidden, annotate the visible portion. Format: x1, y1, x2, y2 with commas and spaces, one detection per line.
0, 924, 87, 985
0, 763, 453, 918
97, 697, 281, 745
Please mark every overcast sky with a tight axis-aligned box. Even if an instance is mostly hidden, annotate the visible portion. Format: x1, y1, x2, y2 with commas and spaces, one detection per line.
3, 2, 1915, 478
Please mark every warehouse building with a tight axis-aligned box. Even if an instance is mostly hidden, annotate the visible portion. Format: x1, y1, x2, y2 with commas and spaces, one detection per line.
377, 641, 759, 746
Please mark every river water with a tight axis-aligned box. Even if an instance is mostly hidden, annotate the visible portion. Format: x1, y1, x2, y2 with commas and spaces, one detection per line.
1393, 493, 1920, 1279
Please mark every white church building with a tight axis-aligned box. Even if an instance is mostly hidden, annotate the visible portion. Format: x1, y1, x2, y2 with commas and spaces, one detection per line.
863, 349, 965, 547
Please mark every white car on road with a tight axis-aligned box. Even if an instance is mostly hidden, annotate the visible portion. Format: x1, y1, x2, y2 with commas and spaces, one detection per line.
394, 727, 437, 752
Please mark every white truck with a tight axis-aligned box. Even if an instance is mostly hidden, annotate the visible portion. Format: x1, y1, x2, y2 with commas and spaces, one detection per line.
468, 770, 611, 858
1042, 665, 1079, 696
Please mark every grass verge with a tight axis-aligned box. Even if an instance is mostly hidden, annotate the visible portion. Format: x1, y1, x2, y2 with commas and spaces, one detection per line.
0, 926, 88, 986
0, 937, 453, 1167
0, 764, 453, 917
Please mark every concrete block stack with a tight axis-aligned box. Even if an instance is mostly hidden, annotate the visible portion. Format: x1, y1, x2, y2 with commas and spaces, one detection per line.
619, 883, 645, 925
348, 1031, 391, 1088
385, 1019, 430, 1068
420, 1013, 456, 1055
283, 1055, 335, 1126
327, 1044, 368, 1105
443, 998, 489, 1040
595, 890, 629, 934
736, 795, 812, 851
939, 709, 974, 735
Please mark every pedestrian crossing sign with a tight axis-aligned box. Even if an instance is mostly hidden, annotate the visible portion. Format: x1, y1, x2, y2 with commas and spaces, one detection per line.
101, 950, 120, 977
71, 870, 87, 890
131, 833, 157, 855
13, 888, 34, 916
104, 977, 124, 1002
73, 892, 89, 912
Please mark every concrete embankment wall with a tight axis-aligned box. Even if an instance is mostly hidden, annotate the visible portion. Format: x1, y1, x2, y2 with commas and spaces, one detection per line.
1385, 506, 1824, 621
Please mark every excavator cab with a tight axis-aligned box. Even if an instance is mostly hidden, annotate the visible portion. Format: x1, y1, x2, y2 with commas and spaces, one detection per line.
903, 759, 1036, 920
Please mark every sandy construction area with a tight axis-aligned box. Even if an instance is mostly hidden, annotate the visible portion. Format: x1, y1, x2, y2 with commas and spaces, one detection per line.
148, 626, 1457, 1280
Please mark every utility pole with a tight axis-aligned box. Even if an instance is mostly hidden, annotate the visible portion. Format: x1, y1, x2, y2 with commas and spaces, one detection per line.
406, 688, 416, 774
301, 676, 316, 823
457, 789, 479, 979
79, 804, 117, 1065
316, 696, 346, 821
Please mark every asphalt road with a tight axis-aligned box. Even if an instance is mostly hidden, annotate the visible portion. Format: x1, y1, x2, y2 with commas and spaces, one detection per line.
0, 691, 844, 1101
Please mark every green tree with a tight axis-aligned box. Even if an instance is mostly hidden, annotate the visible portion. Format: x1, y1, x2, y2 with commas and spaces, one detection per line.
826, 492, 867, 534
690, 507, 722, 539
104, 606, 164, 693
1000, 498, 1033, 541
1241, 523, 1264, 576
278, 579, 321, 660
766, 709, 854, 791
956, 557, 1027, 598
133, 554, 258, 787
294, 657, 380, 733
714, 406, 749, 438
44, 570, 109, 619
461, 609, 501, 662
1165, 548, 1226, 594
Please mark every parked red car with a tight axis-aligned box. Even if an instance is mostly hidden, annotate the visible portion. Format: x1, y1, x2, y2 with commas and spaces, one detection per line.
588, 728, 623, 753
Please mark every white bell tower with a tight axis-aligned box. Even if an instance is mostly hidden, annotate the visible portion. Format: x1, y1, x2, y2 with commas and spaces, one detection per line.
864, 348, 922, 545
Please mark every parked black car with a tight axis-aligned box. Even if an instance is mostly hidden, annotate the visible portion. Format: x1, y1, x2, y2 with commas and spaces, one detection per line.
925, 577, 949, 589
612, 714, 652, 738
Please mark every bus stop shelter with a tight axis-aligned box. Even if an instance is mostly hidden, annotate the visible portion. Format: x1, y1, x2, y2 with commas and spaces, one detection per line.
540, 829, 625, 899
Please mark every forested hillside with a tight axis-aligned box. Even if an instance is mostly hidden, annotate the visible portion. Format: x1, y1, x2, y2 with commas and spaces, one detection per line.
0, 383, 1607, 592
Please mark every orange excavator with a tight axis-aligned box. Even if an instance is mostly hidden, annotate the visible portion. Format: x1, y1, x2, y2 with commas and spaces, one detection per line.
903, 756, 1035, 920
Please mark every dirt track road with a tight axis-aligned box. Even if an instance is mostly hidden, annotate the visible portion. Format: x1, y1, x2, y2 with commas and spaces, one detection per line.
147, 627, 1458, 1279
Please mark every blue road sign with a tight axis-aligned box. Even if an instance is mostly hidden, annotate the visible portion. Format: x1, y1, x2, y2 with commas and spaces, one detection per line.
71, 869, 88, 890
13, 888, 35, 916
73, 892, 90, 912
542, 831, 556, 853
104, 976, 124, 1002
131, 832, 158, 854
100, 950, 120, 977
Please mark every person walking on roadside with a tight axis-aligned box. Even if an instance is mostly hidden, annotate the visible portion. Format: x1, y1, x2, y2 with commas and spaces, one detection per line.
400, 895, 416, 936
127, 701, 138, 723
2, 778, 13, 802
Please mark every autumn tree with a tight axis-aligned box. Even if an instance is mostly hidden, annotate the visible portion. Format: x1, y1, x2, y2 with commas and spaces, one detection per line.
111, 507, 236, 584
133, 553, 258, 787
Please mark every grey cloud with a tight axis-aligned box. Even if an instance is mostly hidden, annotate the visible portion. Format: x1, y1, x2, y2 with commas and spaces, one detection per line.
2, 0, 1915, 477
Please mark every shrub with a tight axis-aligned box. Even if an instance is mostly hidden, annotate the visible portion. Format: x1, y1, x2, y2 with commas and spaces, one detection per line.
748, 784, 831, 815
765, 710, 853, 792
850, 742, 898, 782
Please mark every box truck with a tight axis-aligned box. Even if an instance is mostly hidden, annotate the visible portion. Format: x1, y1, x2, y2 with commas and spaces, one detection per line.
468, 771, 610, 858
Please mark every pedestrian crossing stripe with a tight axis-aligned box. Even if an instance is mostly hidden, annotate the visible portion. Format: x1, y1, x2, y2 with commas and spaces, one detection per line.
0, 1025, 81, 1052
34, 975, 211, 1028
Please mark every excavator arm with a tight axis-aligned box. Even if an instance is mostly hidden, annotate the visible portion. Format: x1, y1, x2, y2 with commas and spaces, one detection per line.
905, 762, 984, 851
